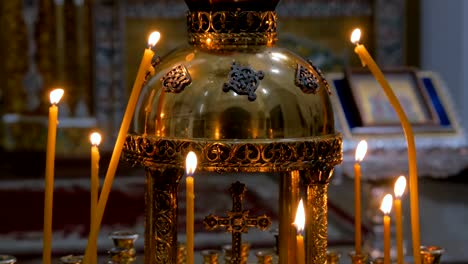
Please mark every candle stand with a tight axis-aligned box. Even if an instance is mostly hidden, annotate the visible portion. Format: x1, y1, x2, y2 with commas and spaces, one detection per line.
122, 0, 342, 263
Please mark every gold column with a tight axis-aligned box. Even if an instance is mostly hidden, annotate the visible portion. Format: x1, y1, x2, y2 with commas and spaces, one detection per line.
145, 167, 185, 264
306, 182, 328, 264
303, 168, 334, 264
278, 170, 300, 264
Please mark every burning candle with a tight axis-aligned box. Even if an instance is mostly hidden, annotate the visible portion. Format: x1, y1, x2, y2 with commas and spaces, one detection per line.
380, 194, 393, 264
43, 88, 64, 264
351, 28, 420, 264
89, 132, 101, 264
394, 176, 407, 264
294, 199, 305, 264
83, 31, 160, 263
354, 140, 367, 254
186, 151, 198, 264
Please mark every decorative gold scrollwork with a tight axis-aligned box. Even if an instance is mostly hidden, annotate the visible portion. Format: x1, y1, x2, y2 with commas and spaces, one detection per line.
123, 134, 343, 173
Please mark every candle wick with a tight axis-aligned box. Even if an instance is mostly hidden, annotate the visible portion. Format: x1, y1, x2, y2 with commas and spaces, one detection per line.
148, 43, 156, 50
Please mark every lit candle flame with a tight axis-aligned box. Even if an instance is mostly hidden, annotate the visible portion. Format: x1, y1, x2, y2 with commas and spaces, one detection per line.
394, 175, 407, 199
294, 199, 305, 233
90, 132, 102, 146
380, 194, 393, 215
148, 31, 161, 49
49, 88, 64, 105
186, 151, 197, 176
355, 140, 367, 162
351, 28, 361, 44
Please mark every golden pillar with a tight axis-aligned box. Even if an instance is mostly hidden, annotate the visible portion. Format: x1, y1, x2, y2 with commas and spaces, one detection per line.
278, 171, 300, 264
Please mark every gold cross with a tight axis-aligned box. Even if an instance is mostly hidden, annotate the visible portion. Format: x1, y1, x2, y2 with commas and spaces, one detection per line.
204, 181, 271, 264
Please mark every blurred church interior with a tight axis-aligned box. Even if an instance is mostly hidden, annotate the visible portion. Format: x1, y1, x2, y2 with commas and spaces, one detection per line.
1, 0, 468, 263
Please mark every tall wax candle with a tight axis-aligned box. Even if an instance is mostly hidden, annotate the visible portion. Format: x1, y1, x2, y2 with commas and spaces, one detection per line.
381, 194, 393, 264
185, 151, 197, 264
89, 132, 102, 264
394, 176, 407, 264
294, 199, 305, 264
83, 31, 160, 263
43, 88, 64, 264
354, 140, 367, 254
351, 28, 420, 264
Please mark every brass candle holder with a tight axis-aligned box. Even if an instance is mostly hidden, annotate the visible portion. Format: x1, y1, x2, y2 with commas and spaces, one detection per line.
222, 243, 251, 264
420, 246, 444, 264
201, 249, 221, 264
108, 231, 139, 263
255, 249, 276, 264
349, 251, 368, 264
327, 250, 341, 264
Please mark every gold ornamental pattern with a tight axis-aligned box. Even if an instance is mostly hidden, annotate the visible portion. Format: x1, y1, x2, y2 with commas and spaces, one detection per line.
187, 10, 278, 48
144, 167, 185, 264
123, 134, 343, 173
306, 184, 328, 264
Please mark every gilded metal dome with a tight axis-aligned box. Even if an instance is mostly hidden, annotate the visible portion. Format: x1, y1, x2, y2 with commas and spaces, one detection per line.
132, 46, 335, 140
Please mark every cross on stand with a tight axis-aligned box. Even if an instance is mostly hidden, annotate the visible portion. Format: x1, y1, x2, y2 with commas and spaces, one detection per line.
203, 181, 272, 264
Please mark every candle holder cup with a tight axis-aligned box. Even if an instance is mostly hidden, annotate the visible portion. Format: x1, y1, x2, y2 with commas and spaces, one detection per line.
349, 251, 368, 264
420, 246, 444, 264
110, 231, 139, 249
60, 255, 84, 264
108, 231, 139, 263
201, 249, 221, 264
327, 250, 341, 264
255, 249, 276, 264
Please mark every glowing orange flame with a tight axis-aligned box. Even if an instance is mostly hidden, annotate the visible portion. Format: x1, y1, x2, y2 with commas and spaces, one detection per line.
351, 28, 361, 44
49, 88, 64, 105
89, 132, 102, 146
185, 151, 197, 176
355, 140, 367, 162
380, 194, 393, 215
394, 176, 407, 198
294, 199, 305, 233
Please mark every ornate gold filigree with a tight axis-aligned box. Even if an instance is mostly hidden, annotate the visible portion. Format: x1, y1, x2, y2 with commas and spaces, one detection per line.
123, 134, 343, 173
144, 167, 184, 264
187, 10, 278, 49
306, 183, 328, 264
